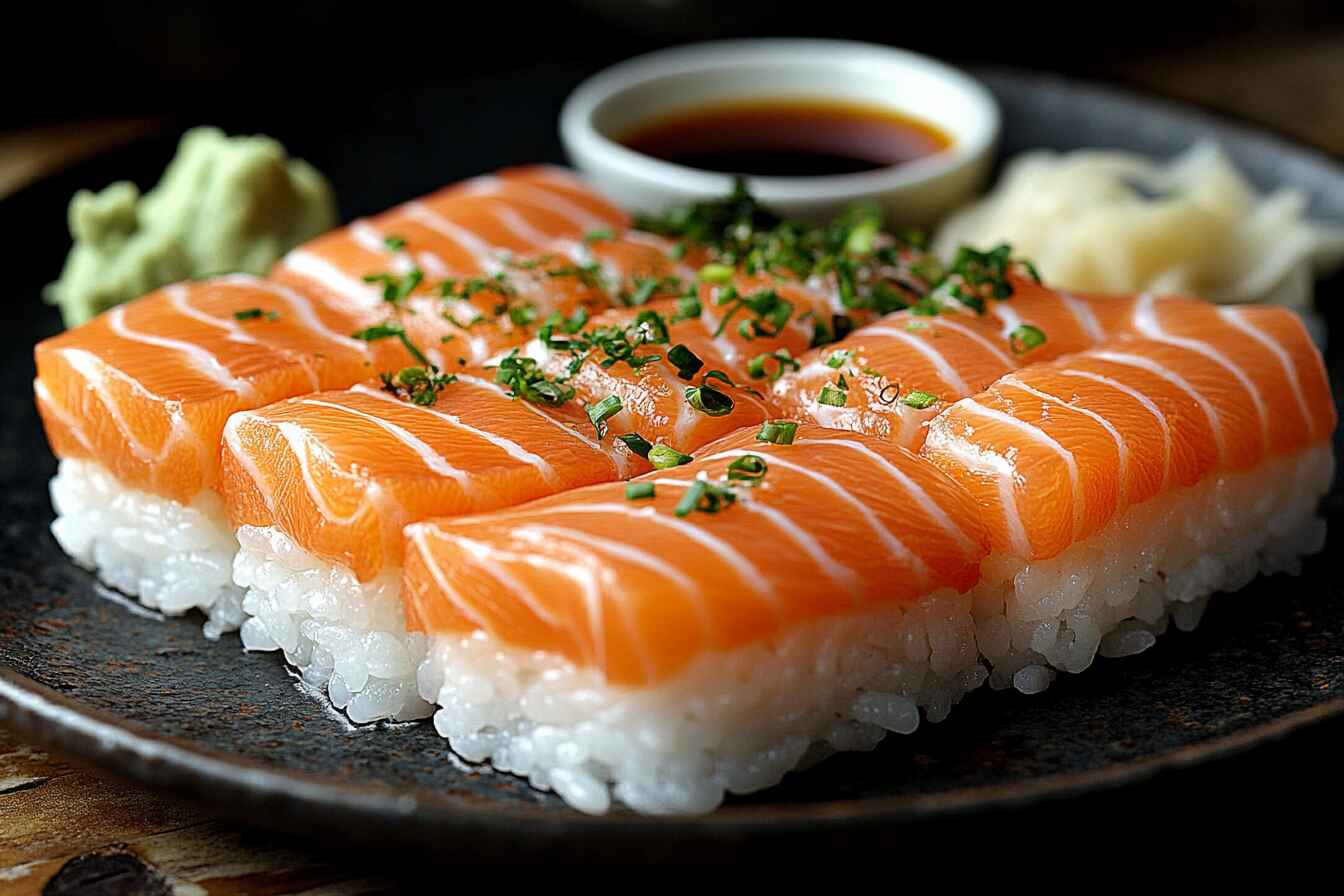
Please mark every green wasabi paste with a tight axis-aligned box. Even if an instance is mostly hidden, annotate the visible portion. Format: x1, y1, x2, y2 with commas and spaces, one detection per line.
45, 126, 337, 327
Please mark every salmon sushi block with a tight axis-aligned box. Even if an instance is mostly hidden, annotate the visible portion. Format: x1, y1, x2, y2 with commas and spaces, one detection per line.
34, 275, 411, 633
218, 301, 775, 721
402, 423, 993, 813
771, 275, 1127, 447
921, 298, 1334, 693
217, 369, 653, 721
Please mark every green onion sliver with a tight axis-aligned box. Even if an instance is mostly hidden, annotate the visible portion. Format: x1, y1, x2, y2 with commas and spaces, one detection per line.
625, 481, 656, 501
817, 385, 847, 408
649, 444, 694, 470
587, 394, 622, 439
1009, 323, 1047, 355
755, 420, 798, 445
685, 384, 734, 417
726, 454, 768, 484
617, 433, 653, 459
902, 390, 939, 410
667, 343, 704, 380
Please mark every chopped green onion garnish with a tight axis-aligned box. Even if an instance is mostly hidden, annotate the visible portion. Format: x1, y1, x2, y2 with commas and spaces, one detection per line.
698, 263, 735, 284
674, 479, 738, 517
617, 433, 653, 459
902, 390, 938, 409
667, 344, 704, 380
726, 454, 768, 484
825, 349, 853, 369
746, 349, 800, 382
363, 268, 423, 306
673, 294, 702, 322
584, 228, 614, 244
233, 308, 279, 321
649, 444, 693, 469
586, 394, 623, 439
625, 481, 656, 500
685, 383, 734, 417
817, 385, 848, 407
383, 235, 407, 251
352, 321, 432, 368
755, 420, 798, 445
1009, 323, 1047, 355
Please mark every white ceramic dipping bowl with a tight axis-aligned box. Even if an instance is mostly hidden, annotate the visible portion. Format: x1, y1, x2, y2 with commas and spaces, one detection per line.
560, 39, 1000, 225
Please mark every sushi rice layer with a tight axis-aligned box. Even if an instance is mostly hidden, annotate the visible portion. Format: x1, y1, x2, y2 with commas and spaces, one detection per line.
49, 459, 245, 638
233, 525, 434, 723
227, 442, 1331, 814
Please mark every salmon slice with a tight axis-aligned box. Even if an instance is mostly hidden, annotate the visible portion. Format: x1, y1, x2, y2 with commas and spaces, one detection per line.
771, 277, 1121, 447
402, 423, 988, 686
33, 275, 412, 503
220, 375, 635, 582
921, 305, 1334, 559
268, 166, 629, 328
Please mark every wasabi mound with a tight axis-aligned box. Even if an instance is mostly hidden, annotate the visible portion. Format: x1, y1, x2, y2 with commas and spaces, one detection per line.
46, 126, 337, 327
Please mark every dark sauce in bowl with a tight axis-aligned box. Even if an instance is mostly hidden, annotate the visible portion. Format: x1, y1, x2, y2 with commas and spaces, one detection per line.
619, 98, 952, 177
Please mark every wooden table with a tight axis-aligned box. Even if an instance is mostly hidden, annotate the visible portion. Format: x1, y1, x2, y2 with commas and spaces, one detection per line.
2, 32, 1342, 885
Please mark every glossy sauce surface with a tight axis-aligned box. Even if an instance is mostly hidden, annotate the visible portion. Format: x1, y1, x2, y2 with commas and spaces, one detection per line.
620, 98, 952, 177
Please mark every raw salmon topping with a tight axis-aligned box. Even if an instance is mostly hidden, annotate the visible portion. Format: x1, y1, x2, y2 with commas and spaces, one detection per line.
402, 423, 989, 686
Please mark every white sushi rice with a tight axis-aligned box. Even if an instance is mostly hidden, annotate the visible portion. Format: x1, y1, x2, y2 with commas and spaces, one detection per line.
416, 442, 1334, 815
48, 459, 244, 638
232, 526, 433, 724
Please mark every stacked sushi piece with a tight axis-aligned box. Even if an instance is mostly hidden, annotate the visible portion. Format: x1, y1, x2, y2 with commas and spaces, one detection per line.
33, 169, 1336, 814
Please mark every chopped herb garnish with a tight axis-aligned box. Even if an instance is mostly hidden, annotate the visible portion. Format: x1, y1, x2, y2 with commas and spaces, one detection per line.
825, 349, 853, 369
1009, 323, 1047, 355
364, 268, 424, 306
490, 349, 576, 407
713, 287, 792, 340
617, 433, 653, 459
902, 390, 939, 409
817, 384, 848, 407
584, 228, 614, 244
625, 481, 656, 500
726, 454, 768, 484
756, 420, 799, 445
544, 261, 607, 291
649, 444, 694, 470
673, 293, 702, 323
685, 383, 734, 417
383, 235, 407, 251
674, 478, 738, 518
698, 263, 735, 284
352, 321, 432, 367
379, 365, 457, 406
746, 349, 801, 382
233, 308, 280, 322
586, 394, 622, 439
507, 303, 539, 327
624, 274, 679, 307
668, 343, 705, 380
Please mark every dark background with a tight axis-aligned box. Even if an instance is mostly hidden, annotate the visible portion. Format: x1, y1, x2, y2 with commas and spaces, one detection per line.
7, 1, 1342, 133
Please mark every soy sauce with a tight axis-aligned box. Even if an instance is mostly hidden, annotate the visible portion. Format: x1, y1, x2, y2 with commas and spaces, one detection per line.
620, 98, 951, 177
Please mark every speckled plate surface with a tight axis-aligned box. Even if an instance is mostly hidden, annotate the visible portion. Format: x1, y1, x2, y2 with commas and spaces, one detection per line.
2, 70, 1343, 858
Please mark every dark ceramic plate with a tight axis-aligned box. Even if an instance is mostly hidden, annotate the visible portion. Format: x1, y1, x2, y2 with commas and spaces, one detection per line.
2, 70, 1343, 859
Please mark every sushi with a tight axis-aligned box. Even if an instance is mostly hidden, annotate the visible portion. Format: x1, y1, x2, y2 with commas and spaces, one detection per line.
30, 169, 1337, 818
403, 423, 991, 813
35, 275, 393, 633
218, 300, 778, 720
33, 168, 631, 633
399, 300, 1333, 814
